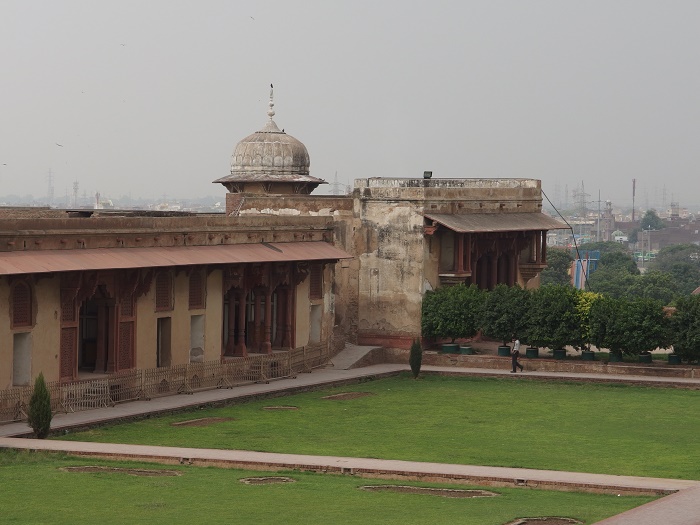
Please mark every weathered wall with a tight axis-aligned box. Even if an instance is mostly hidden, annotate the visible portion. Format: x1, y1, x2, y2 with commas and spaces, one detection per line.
353, 177, 547, 348
295, 278, 310, 347
0, 214, 336, 252
356, 199, 426, 348
203, 270, 223, 361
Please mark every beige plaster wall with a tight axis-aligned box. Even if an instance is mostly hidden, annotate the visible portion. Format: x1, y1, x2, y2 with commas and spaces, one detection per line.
135, 283, 158, 370
0, 276, 61, 388
203, 270, 223, 361
295, 278, 310, 347
356, 201, 426, 342
31, 277, 61, 382
136, 270, 224, 369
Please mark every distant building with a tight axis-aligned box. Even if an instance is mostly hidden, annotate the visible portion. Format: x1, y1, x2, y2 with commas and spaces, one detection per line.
0, 90, 565, 398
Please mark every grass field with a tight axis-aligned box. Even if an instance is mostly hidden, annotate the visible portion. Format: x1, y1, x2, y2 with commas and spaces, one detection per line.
0, 450, 653, 525
59, 374, 700, 480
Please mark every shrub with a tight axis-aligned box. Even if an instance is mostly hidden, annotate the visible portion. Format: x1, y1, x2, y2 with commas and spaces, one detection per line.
481, 284, 530, 346
27, 372, 52, 439
421, 284, 485, 342
527, 285, 580, 350
669, 295, 700, 362
409, 339, 422, 379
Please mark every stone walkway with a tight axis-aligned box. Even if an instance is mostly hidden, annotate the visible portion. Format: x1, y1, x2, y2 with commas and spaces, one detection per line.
2, 360, 700, 524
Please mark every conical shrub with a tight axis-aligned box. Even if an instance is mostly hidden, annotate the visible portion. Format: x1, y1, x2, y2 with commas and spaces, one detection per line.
27, 372, 52, 439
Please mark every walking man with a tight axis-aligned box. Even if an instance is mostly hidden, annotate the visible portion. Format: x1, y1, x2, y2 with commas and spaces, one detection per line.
511, 338, 524, 373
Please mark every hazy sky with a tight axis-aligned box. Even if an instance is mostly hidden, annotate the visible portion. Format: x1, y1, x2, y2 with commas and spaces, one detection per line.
2, 1, 699, 209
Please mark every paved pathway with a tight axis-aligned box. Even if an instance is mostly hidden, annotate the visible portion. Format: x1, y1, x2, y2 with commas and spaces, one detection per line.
2, 360, 700, 524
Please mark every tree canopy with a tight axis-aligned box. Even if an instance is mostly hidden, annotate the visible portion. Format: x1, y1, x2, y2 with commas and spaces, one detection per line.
481, 284, 530, 345
526, 285, 581, 350
649, 244, 700, 296
640, 209, 666, 231
670, 295, 700, 362
539, 247, 573, 286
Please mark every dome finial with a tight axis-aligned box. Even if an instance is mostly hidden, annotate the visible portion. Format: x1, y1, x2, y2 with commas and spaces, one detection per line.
267, 83, 275, 120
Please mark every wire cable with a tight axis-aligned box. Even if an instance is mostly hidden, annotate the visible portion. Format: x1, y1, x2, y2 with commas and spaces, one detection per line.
541, 189, 592, 291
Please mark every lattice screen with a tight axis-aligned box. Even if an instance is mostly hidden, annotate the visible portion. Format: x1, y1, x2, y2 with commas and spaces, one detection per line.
189, 270, 205, 309
11, 282, 31, 327
155, 272, 173, 311
309, 264, 323, 299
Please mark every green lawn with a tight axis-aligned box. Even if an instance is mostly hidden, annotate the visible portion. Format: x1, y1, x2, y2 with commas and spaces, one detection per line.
59, 374, 700, 479
0, 450, 653, 525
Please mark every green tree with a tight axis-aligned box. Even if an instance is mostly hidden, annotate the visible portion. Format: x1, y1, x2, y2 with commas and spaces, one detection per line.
670, 295, 700, 362
409, 338, 423, 378
587, 267, 637, 298
640, 209, 665, 231
540, 247, 573, 286
481, 284, 530, 346
589, 295, 626, 357
598, 251, 639, 275
627, 270, 679, 304
526, 285, 581, 350
575, 291, 602, 350
27, 372, 52, 439
421, 284, 485, 342
620, 298, 671, 355
649, 244, 700, 296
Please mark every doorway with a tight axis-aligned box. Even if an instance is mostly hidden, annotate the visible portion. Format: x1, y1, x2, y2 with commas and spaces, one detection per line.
12, 332, 31, 386
157, 317, 172, 368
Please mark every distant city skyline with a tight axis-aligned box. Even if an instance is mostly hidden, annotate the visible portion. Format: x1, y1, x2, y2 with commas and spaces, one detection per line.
2, 1, 699, 210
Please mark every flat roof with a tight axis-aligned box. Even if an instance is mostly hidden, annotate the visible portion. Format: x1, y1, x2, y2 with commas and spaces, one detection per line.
424, 212, 568, 233
0, 241, 352, 276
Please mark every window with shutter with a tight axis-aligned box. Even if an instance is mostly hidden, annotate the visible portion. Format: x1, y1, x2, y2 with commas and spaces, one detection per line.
11, 282, 32, 328
155, 272, 173, 311
189, 270, 205, 309
309, 264, 323, 300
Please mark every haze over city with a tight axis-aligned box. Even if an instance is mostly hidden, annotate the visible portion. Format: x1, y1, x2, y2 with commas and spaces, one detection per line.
2, 1, 699, 209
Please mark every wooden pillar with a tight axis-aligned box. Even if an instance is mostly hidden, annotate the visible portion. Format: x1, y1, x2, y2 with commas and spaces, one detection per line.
541, 231, 548, 263
253, 291, 263, 351
273, 288, 284, 348
235, 290, 247, 356
261, 288, 273, 354
489, 255, 498, 290
455, 234, 464, 273
225, 290, 236, 356
94, 302, 107, 373
282, 287, 293, 349
465, 234, 472, 273
105, 302, 117, 373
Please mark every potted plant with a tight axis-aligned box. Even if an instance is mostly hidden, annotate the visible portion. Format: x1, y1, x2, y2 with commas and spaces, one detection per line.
577, 291, 601, 361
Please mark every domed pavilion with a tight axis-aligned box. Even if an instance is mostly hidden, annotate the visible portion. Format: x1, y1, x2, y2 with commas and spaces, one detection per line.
213, 86, 326, 196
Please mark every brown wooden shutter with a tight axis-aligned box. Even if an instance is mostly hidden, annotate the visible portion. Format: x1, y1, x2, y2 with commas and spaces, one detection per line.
309, 264, 323, 300
11, 282, 32, 327
189, 270, 205, 309
155, 272, 172, 311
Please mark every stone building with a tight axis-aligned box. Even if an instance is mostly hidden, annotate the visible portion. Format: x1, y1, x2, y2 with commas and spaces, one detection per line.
0, 89, 564, 392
